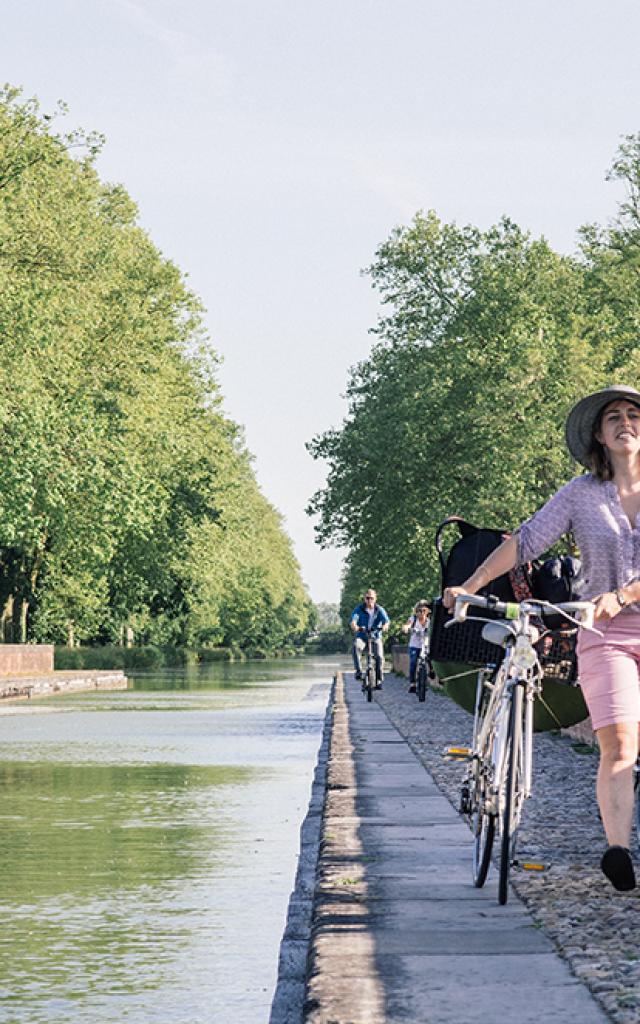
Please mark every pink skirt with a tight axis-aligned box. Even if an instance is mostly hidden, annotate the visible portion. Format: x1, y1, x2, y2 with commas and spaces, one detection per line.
576, 609, 640, 731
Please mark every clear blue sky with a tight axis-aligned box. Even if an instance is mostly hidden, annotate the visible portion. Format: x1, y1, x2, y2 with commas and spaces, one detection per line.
2, 0, 639, 602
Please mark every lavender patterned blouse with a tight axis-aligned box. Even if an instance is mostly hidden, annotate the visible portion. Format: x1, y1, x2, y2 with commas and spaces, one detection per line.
516, 474, 640, 602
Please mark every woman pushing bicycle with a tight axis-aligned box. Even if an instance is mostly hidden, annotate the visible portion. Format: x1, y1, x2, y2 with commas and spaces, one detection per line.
444, 384, 640, 892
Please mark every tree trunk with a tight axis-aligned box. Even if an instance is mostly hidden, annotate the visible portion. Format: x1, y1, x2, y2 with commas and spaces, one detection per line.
17, 598, 28, 644
1, 594, 13, 643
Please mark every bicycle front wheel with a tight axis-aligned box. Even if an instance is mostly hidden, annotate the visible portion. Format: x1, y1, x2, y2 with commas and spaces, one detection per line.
366, 666, 374, 702
635, 760, 640, 854
498, 683, 524, 905
417, 662, 427, 702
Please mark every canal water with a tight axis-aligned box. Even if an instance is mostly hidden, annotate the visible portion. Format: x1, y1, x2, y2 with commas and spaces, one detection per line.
0, 655, 344, 1024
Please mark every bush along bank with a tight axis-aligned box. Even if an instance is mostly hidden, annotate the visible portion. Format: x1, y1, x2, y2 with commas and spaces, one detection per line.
53, 644, 315, 671
54, 646, 237, 671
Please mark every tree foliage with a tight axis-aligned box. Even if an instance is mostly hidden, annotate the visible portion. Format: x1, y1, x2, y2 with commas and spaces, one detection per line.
0, 87, 311, 649
309, 138, 640, 625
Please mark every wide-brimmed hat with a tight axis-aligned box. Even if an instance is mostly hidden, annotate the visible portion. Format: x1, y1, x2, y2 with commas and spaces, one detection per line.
565, 384, 640, 466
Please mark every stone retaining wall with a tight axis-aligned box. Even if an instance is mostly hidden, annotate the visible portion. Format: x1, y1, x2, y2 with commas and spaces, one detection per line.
0, 670, 128, 702
391, 643, 409, 677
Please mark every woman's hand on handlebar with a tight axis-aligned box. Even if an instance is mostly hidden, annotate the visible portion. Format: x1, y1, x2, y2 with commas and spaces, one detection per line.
443, 586, 468, 611
592, 591, 625, 622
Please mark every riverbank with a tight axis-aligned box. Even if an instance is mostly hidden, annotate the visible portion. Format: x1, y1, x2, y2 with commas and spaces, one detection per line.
287, 670, 640, 1023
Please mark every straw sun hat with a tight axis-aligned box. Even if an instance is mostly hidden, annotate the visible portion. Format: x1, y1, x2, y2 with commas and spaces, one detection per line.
565, 384, 640, 467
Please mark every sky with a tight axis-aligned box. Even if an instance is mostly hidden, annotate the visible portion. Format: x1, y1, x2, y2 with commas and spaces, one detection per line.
2, 0, 639, 603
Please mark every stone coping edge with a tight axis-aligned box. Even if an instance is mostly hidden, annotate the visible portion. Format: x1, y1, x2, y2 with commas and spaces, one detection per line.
269, 674, 336, 1024
0, 670, 129, 702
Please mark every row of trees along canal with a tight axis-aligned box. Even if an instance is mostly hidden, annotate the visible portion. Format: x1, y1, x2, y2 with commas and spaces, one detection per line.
0, 87, 312, 657
308, 134, 640, 633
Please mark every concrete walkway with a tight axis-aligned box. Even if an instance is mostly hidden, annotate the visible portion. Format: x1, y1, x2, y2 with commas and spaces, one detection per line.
303, 672, 610, 1024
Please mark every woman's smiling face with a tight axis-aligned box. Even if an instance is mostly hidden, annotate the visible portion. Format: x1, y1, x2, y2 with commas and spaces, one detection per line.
596, 400, 640, 457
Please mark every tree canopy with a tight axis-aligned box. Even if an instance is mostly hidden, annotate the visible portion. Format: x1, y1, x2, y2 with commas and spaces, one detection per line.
0, 87, 311, 650
308, 136, 640, 626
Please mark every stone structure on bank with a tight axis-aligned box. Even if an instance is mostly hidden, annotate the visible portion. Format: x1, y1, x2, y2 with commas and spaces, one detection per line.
0, 643, 54, 676
0, 643, 128, 703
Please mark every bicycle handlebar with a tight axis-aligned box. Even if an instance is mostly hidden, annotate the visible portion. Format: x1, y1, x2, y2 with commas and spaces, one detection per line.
448, 592, 596, 632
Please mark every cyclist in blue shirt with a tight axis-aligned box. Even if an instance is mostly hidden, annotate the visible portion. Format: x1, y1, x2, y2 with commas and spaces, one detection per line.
350, 588, 390, 687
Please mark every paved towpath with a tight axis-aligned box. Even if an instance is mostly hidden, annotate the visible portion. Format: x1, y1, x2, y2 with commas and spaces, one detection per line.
303, 671, 610, 1024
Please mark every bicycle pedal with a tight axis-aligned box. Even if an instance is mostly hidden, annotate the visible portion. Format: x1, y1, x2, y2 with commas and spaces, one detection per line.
443, 746, 472, 761
519, 861, 547, 872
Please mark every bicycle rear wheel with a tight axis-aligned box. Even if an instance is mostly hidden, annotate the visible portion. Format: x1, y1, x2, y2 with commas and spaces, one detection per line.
472, 804, 495, 888
417, 661, 427, 702
498, 684, 524, 905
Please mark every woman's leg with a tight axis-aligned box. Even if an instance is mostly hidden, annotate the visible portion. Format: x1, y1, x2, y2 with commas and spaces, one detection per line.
595, 722, 638, 847
409, 647, 419, 684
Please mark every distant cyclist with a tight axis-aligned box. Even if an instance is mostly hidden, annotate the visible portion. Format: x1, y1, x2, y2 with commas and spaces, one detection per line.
402, 600, 431, 693
350, 589, 390, 688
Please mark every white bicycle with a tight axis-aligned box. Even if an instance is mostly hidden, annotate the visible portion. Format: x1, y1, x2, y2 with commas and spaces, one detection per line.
448, 593, 596, 905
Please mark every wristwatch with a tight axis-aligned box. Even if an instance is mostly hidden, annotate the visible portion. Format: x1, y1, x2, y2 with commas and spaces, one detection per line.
615, 588, 627, 608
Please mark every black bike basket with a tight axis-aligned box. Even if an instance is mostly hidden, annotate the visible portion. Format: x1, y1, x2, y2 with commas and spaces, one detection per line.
429, 598, 504, 667
429, 516, 519, 667
430, 520, 577, 688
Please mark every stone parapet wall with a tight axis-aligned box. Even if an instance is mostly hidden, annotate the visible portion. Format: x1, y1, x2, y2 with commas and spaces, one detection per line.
561, 717, 596, 746
0, 645, 54, 676
391, 643, 409, 677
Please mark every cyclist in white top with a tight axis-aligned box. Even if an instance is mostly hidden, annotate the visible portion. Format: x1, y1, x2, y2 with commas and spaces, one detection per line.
402, 600, 431, 693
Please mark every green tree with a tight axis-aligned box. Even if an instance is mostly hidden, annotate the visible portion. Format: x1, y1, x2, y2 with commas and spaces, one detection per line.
0, 87, 312, 650
308, 212, 606, 621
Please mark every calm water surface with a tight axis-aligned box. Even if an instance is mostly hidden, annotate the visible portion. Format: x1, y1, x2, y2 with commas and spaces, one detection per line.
0, 656, 345, 1024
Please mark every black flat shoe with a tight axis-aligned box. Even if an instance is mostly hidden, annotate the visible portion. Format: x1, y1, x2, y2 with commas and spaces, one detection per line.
601, 845, 636, 891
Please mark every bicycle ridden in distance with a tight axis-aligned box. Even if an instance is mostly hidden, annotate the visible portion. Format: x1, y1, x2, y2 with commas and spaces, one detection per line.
361, 628, 382, 702
350, 589, 389, 700
447, 592, 596, 904
415, 636, 435, 703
